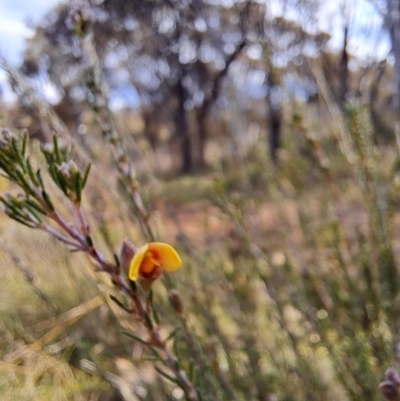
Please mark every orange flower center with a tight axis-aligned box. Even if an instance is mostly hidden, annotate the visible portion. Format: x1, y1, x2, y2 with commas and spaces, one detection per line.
140, 251, 161, 274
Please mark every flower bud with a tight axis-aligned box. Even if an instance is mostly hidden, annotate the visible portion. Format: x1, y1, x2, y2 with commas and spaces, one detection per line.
386, 368, 400, 385
120, 237, 136, 276
379, 381, 398, 400
40, 143, 54, 156
168, 290, 184, 316
379, 368, 400, 400
58, 161, 78, 179
1, 128, 14, 140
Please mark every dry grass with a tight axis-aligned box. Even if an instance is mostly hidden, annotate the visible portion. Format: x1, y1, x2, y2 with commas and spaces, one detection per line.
1, 97, 400, 401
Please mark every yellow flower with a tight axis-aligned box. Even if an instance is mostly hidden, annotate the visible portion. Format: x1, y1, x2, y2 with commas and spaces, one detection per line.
129, 242, 182, 283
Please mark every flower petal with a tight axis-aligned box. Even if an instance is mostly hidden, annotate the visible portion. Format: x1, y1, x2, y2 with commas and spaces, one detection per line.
148, 242, 182, 272
128, 243, 149, 281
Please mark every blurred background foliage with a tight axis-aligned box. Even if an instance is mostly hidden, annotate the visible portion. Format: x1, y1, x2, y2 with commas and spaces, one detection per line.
2, 0, 400, 400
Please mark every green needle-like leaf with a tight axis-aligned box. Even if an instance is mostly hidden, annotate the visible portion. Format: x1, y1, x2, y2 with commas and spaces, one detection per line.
26, 158, 39, 187
109, 295, 131, 313
155, 366, 179, 384
81, 163, 91, 188
41, 190, 54, 211
26, 198, 47, 215
53, 136, 61, 164
21, 131, 27, 156
74, 171, 82, 202
165, 327, 181, 343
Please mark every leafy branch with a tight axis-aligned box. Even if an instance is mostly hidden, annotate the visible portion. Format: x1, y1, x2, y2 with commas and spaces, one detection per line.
0, 128, 198, 401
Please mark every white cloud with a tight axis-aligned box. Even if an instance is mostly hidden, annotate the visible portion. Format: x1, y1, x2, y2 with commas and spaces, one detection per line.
0, 69, 17, 104
0, 19, 32, 64
0, 0, 61, 102
0, 0, 61, 64
0, 19, 31, 37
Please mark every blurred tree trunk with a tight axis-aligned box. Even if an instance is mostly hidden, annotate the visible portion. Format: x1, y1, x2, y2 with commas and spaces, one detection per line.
196, 39, 246, 169
385, 0, 400, 112
175, 75, 193, 174
369, 62, 385, 116
339, 25, 349, 107
196, 106, 208, 170
368, 61, 394, 141
266, 63, 282, 164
